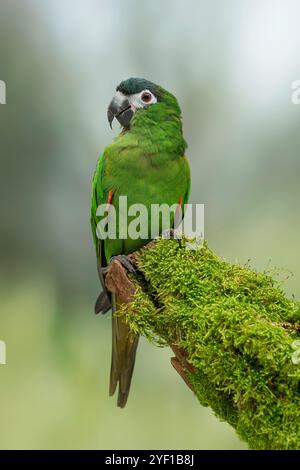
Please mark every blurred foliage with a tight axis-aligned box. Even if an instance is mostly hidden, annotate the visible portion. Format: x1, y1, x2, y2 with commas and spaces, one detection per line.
0, 0, 299, 449
0, 279, 245, 449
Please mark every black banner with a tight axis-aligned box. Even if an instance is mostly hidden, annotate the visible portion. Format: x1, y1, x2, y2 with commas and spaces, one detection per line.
0, 450, 298, 466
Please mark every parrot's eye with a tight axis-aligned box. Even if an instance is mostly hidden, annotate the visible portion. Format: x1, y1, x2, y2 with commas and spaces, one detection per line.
141, 91, 153, 103
130, 89, 157, 109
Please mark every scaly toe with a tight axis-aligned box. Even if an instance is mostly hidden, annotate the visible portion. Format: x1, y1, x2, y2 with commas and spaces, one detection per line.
109, 255, 136, 274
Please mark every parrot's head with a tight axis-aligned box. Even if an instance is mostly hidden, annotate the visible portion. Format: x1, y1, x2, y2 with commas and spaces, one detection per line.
107, 77, 181, 130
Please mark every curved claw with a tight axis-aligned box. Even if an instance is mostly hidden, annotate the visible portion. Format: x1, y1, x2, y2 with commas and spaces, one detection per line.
104, 255, 136, 274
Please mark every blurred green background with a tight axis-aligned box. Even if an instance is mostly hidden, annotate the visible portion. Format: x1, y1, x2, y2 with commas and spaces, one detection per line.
0, 0, 299, 450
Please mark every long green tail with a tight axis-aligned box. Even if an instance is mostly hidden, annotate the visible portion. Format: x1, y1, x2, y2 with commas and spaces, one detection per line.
109, 294, 139, 408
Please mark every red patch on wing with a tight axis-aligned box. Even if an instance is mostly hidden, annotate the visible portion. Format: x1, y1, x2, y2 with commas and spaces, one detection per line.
105, 190, 114, 213
175, 195, 183, 223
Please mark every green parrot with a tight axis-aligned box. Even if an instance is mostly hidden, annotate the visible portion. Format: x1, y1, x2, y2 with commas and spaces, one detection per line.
91, 78, 190, 407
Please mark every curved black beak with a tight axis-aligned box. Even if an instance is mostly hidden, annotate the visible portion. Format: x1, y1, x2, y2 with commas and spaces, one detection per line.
107, 94, 133, 129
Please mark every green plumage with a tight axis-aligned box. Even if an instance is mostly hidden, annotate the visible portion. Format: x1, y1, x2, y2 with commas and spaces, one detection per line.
91, 78, 191, 407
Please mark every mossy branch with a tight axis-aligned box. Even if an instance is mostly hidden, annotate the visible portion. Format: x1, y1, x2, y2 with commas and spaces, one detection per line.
104, 239, 300, 450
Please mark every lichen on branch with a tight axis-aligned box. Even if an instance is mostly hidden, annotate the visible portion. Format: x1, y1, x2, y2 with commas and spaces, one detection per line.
113, 239, 300, 450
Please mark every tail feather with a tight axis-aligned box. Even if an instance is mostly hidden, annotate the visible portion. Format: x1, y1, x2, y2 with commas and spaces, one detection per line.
109, 294, 139, 408
95, 290, 111, 314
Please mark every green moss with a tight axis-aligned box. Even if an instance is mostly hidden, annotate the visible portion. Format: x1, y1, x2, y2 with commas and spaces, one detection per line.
119, 240, 300, 450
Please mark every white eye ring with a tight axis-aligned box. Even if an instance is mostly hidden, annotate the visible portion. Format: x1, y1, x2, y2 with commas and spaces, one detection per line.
141, 90, 153, 103
129, 89, 157, 109
138, 89, 157, 106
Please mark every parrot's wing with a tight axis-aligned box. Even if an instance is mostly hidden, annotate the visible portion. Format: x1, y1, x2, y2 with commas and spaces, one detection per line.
182, 155, 191, 212
174, 155, 191, 227
91, 148, 139, 407
91, 152, 105, 258
91, 152, 111, 313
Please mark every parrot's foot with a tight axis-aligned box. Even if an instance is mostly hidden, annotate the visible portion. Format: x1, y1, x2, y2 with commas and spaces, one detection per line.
104, 254, 136, 275
161, 228, 182, 246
